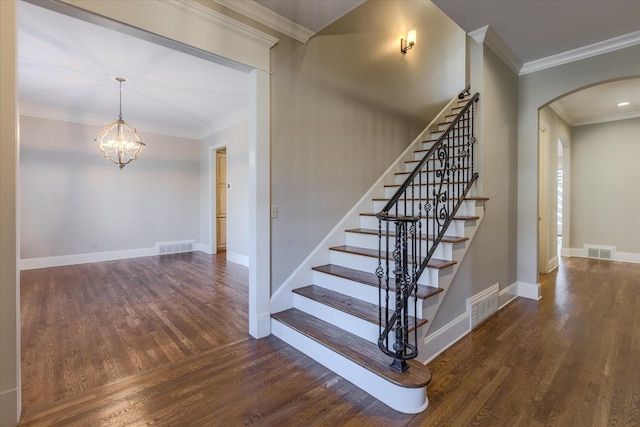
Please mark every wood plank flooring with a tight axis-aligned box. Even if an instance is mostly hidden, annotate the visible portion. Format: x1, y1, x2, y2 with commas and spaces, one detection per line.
19, 255, 640, 426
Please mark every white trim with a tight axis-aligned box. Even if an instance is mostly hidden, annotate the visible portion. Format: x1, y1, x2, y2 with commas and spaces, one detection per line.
468, 25, 522, 74
20, 247, 159, 270
547, 256, 559, 273
159, 0, 280, 48
549, 102, 573, 126
272, 319, 428, 414
517, 281, 541, 300
520, 30, 640, 75
565, 247, 640, 264
499, 282, 519, 309
19, 103, 250, 141
422, 312, 469, 364
422, 283, 514, 364
199, 106, 249, 139
227, 251, 249, 267
19, 103, 202, 140
0, 387, 18, 427
195, 243, 214, 254
572, 111, 640, 127
213, 0, 314, 43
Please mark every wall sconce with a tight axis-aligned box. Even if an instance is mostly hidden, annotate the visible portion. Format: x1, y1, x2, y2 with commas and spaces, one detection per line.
401, 29, 416, 54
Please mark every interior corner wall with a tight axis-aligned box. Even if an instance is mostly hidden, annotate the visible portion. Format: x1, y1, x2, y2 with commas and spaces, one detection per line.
269, 0, 466, 290
20, 116, 201, 261
518, 44, 640, 286
570, 118, 640, 254
199, 121, 250, 263
430, 43, 519, 330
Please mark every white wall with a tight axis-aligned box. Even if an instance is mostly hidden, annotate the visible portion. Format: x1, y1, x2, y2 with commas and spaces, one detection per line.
20, 116, 200, 260
570, 118, 640, 255
199, 120, 250, 265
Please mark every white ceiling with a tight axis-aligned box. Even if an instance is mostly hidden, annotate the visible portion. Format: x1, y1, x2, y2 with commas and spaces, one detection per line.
18, 1, 249, 140
253, 0, 366, 33
17, 1, 640, 137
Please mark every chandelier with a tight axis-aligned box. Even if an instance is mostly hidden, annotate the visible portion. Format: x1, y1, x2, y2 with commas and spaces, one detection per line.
95, 77, 145, 169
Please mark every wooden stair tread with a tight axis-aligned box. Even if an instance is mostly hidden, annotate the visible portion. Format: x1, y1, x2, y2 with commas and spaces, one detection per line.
329, 245, 456, 269
360, 212, 480, 221
293, 285, 427, 331
312, 264, 443, 300
373, 195, 488, 202
272, 308, 432, 388
345, 228, 468, 244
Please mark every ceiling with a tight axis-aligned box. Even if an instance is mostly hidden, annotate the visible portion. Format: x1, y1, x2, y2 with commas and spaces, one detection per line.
17, 1, 640, 137
18, 1, 249, 140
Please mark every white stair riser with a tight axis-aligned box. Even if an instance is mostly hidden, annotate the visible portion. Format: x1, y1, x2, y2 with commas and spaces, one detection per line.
438, 121, 470, 131
423, 135, 470, 148
312, 270, 420, 316
385, 183, 473, 198
271, 319, 429, 414
403, 162, 473, 174
293, 293, 381, 344
413, 150, 473, 162
329, 250, 440, 287
359, 215, 466, 237
345, 232, 451, 261
394, 171, 473, 184
373, 199, 478, 217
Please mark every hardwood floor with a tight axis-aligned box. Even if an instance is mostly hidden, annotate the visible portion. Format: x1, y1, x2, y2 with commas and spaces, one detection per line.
19, 255, 640, 426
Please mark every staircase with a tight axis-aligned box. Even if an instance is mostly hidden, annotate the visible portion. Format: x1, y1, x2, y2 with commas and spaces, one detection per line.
271, 90, 486, 414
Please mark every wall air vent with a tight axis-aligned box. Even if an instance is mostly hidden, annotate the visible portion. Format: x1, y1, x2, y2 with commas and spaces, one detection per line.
585, 245, 615, 260
156, 239, 195, 255
468, 284, 499, 330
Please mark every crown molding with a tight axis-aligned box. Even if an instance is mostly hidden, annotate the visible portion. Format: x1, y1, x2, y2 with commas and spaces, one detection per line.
159, 0, 279, 48
20, 103, 202, 140
468, 25, 522, 75
212, 0, 315, 43
520, 30, 640, 75
198, 105, 249, 138
548, 101, 573, 126
572, 110, 640, 127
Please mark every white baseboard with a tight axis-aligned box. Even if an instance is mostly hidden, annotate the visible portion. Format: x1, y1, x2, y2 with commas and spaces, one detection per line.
517, 281, 541, 300
565, 247, 640, 264
20, 247, 159, 270
227, 252, 249, 267
21, 239, 202, 270
0, 387, 18, 427
422, 312, 469, 364
499, 281, 519, 309
195, 243, 214, 254
421, 281, 537, 364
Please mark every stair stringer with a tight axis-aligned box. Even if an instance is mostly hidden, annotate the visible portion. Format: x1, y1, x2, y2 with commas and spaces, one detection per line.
270, 96, 463, 314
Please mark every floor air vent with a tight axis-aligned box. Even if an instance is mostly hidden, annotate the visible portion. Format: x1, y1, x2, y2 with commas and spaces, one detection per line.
156, 239, 195, 255
586, 245, 614, 260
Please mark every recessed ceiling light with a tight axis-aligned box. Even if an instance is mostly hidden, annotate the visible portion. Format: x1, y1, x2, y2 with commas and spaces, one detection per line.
617, 101, 630, 107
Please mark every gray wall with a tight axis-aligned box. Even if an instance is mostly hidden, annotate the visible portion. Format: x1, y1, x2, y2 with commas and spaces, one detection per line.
518, 45, 640, 286
269, 0, 466, 290
20, 116, 200, 259
199, 120, 250, 262
571, 118, 640, 254
431, 43, 519, 329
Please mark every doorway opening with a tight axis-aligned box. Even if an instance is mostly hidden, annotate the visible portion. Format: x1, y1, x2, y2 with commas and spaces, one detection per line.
216, 148, 227, 253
